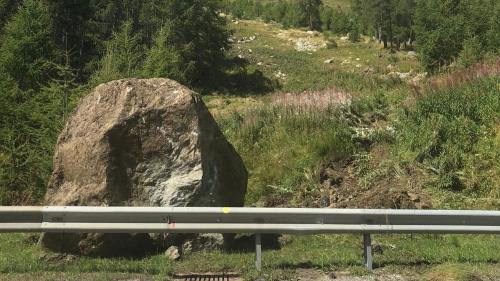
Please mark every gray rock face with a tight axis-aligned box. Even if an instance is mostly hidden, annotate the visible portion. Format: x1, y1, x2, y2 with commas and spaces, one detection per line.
42, 78, 247, 255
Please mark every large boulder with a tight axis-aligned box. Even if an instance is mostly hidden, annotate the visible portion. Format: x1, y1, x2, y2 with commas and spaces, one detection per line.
42, 78, 247, 255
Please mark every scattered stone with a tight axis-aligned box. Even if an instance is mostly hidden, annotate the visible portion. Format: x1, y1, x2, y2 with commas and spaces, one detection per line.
356, 64, 362, 68
295, 39, 326, 52
356, 58, 361, 61
237, 54, 245, 59
165, 246, 180, 261
340, 36, 349, 41
274, 70, 287, 80
324, 59, 334, 64
407, 51, 417, 58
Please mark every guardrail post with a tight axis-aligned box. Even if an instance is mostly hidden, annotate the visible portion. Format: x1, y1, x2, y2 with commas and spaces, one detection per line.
255, 233, 262, 271
363, 233, 373, 270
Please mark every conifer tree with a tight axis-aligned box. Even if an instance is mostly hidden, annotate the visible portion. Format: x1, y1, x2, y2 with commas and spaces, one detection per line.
0, 0, 58, 90
142, 0, 230, 88
92, 20, 143, 84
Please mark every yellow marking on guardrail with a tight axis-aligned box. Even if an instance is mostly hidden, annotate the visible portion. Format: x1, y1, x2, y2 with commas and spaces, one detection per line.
223, 207, 231, 214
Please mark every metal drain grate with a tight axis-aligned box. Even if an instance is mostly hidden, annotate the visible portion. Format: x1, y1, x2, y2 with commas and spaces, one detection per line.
172, 273, 241, 281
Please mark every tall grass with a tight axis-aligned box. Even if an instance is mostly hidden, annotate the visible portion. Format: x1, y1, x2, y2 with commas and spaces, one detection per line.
218, 102, 357, 205
394, 76, 500, 196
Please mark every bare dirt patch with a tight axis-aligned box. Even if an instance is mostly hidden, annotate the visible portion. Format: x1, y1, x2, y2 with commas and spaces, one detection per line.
319, 157, 432, 210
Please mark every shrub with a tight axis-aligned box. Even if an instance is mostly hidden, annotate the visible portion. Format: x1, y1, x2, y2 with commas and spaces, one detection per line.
394, 76, 500, 193
457, 36, 484, 68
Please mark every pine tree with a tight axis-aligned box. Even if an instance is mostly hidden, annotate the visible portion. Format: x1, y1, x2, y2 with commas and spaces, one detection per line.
298, 0, 323, 30
142, 0, 230, 88
92, 20, 143, 84
0, 0, 18, 31
142, 25, 181, 81
0, 0, 67, 205
0, 0, 58, 90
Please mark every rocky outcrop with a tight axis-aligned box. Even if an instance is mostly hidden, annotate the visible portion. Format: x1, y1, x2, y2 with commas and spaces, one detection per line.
42, 78, 247, 255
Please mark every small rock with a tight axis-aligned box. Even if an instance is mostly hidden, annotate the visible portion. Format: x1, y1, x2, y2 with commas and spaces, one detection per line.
324, 59, 334, 64
165, 246, 180, 261
407, 51, 417, 58
363, 66, 375, 75
182, 241, 193, 256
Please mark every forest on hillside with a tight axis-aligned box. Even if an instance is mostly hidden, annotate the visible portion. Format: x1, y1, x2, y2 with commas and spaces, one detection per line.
0, 0, 499, 206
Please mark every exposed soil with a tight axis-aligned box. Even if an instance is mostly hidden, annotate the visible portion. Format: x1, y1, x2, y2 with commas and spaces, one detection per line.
320, 155, 432, 209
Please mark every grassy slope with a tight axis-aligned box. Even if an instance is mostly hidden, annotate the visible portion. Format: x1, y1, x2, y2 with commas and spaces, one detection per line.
1, 18, 499, 281
224, 20, 420, 94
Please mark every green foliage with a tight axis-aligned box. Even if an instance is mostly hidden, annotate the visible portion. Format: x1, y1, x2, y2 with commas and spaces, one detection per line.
223, 0, 323, 31
458, 36, 484, 68
486, 2, 500, 53
92, 20, 144, 84
219, 105, 356, 205
348, 21, 360, 43
0, 0, 80, 205
0, 0, 58, 90
352, 0, 416, 49
0, 0, 17, 31
394, 77, 500, 194
0, 73, 68, 205
414, 0, 497, 72
142, 0, 230, 88
142, 25, 182, 81
329, 8, 352, 34
298, 0, 323, 30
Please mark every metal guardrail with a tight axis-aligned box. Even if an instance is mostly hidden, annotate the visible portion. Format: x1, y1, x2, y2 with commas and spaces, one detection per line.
1, 206, 500, 270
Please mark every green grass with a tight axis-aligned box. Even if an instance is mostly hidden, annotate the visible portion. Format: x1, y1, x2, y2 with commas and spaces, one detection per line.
2, 12, 500, 281
1, 233, 499, 280
226, 20, 419, 94
218, 105, 357, 205
394, 76, 500, 197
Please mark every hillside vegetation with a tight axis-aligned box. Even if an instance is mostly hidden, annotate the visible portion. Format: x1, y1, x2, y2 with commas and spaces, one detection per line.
0, 0, 499, 279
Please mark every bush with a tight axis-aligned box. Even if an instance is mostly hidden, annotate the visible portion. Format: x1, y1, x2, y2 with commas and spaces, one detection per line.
457, 37, 484, 68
